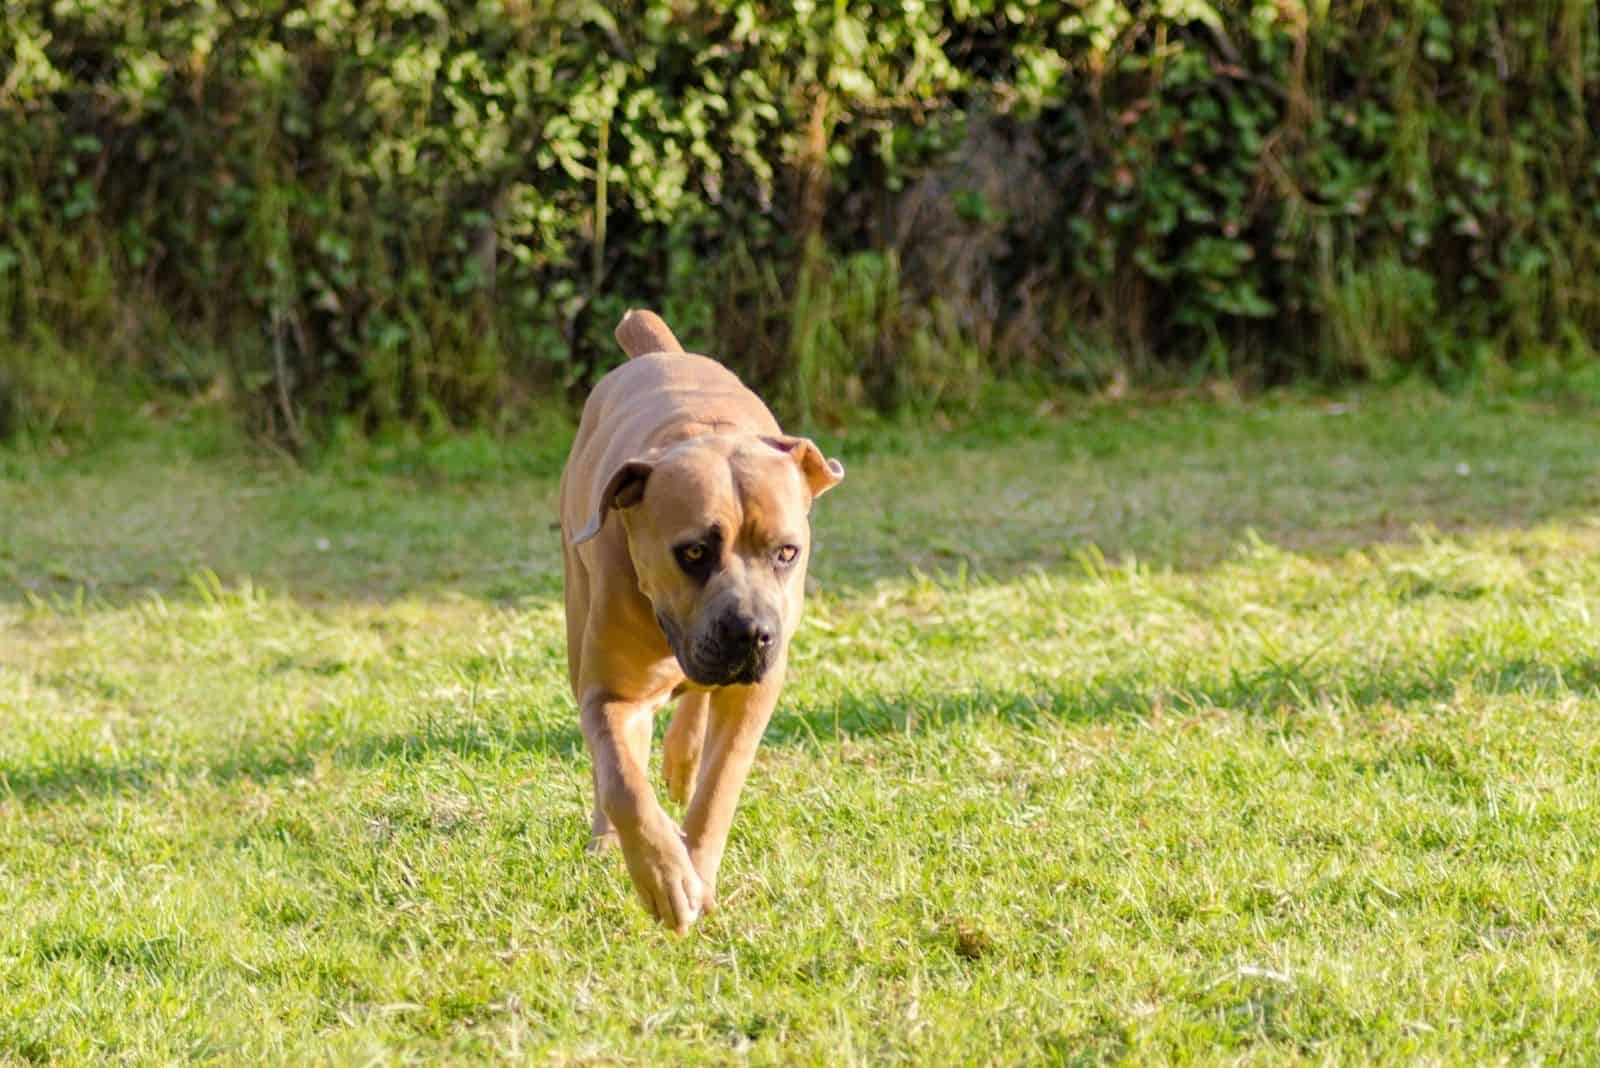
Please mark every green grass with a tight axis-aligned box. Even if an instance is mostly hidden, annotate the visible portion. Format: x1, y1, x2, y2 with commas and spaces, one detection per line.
3, 387, 1600, 1063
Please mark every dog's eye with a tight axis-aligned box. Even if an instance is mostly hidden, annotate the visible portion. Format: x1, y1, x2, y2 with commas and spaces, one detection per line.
675, 542, 711, 575
775, 544, 800, 566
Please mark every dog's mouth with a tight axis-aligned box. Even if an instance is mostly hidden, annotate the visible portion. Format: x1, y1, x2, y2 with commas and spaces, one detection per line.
656, 611, 773, 687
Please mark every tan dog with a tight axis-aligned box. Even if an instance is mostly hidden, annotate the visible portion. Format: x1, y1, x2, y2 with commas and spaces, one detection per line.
560, 310, 843, 932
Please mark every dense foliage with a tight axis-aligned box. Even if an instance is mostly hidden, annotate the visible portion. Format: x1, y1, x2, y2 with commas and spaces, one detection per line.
2, 1, 1596, 439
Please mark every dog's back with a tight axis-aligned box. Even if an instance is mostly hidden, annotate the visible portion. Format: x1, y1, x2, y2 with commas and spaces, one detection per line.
560, 312, 781, 548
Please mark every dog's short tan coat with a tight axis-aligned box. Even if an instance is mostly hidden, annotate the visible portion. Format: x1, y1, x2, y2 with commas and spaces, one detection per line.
560, 310, 843, 932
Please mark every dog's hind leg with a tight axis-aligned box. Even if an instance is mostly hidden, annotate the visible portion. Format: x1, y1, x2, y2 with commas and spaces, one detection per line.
663, 691, 710, 807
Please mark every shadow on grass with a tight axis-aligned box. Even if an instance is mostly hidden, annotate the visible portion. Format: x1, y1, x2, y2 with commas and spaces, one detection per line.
7, 653, 1597, 807
767, 654, 1600, 744
4, 392, 1599, 606
6, 492, 1599, 612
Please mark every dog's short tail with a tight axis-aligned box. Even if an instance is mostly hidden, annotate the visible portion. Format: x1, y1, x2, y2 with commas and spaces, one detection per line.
615, 309, 685, 359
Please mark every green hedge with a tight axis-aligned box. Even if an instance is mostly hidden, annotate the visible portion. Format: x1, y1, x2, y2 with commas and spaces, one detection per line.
3, 1, 1597, 439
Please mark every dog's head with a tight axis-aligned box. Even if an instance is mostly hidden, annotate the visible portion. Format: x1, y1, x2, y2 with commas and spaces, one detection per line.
572, 434, 843, 686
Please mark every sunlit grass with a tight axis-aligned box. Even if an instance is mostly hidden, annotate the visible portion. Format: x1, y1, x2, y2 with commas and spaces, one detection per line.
2, 388, 1599, 1062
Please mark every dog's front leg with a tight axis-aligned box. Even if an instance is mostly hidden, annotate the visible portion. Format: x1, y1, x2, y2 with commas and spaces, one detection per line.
585, 700, 653, 851
581, 691, 706, 932
681, 668, 783, 912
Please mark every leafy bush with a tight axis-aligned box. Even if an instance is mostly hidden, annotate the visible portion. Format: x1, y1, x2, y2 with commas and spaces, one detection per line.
1, 1, 1596, 440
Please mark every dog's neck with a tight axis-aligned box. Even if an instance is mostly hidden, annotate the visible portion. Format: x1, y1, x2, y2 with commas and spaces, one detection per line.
650, 418, 745, 447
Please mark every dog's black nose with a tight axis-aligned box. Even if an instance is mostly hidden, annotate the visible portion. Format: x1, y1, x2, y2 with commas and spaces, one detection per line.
719, 613, 774, 653
710, 613, 779, 684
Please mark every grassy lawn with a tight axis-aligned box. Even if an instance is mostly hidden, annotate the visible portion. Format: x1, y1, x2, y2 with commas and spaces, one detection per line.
3, 388, 1600, 1063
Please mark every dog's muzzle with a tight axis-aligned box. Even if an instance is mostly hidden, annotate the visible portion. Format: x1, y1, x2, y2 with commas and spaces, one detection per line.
659, 610, 778, 686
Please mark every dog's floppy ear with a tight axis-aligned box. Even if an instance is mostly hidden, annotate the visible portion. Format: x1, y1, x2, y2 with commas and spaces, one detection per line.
762, 436, 845, 501
571, 459, 653, 544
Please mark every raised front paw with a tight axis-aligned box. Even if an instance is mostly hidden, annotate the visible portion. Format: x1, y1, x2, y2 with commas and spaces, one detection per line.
619, 823, 707, 934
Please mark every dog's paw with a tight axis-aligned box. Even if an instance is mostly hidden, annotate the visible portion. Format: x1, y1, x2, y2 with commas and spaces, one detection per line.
586, 830, 620, 855
620, 824, 707, 934
685, 843, 720, 916
662, 745, 701, 807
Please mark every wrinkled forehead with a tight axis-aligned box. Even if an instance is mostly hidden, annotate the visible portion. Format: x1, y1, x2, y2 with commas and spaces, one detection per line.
645, 441, 807, 540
